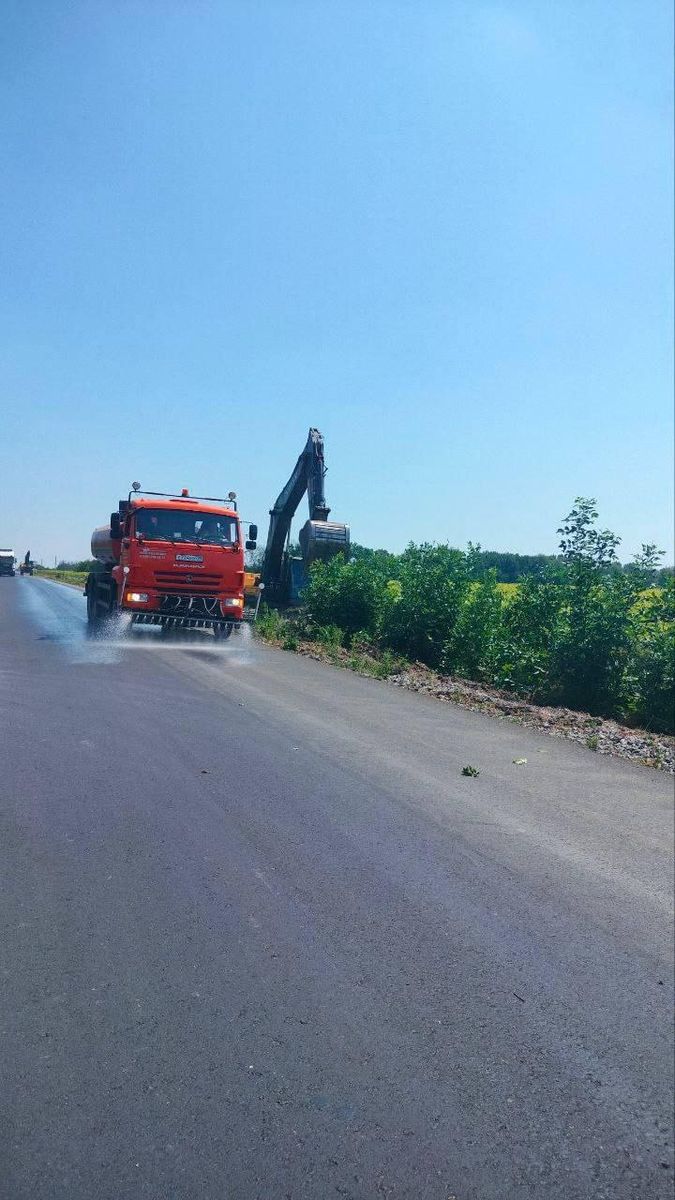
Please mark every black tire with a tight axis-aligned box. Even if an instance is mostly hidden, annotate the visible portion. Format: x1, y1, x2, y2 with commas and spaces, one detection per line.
213, 623, 232, 641
86, 585, 99, 626
86, 574, 115, 629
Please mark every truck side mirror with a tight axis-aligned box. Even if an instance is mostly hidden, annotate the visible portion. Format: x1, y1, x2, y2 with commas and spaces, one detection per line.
249, 523, 258, 540
246, 540, 257, 551
110, 512, 122, 539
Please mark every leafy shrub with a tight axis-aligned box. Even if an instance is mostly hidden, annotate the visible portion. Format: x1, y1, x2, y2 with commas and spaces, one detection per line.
442, 572, 505, 680
305, 556, 386, 638
375, 650, 406, 678
631, 580, 675, 731
255, 605, 288, 641
544, 569, 633, 714
496, 574, 562, 697
544, 502, 652, 715
315, 624, 344, 648
256, 500, 674, 732
379, 544, 471, 667
57, 559, 97, 572
350, 629, 374, 652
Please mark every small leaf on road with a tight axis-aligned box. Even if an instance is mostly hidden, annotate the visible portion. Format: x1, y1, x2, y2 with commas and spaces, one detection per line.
461, 765, 480, 777
513, 757, 528, 765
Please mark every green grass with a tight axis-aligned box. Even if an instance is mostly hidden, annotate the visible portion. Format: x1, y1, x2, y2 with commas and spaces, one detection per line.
254, 604, 407, 680
35, 568, 87, 587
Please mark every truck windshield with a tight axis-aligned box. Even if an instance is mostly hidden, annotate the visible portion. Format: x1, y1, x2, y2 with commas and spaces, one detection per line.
134, 509, 238, 546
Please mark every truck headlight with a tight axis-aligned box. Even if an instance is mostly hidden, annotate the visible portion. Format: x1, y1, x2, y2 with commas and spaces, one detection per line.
126, 592, 148, 603
222, 597, 242, 608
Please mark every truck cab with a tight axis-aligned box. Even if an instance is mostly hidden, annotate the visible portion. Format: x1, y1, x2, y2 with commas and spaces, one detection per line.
86, 489, 257, 637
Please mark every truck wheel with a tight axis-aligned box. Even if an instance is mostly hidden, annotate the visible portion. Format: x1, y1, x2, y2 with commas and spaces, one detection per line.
86, 576, 115, 629
86, 587, 99, 626
213, 624, 232, 641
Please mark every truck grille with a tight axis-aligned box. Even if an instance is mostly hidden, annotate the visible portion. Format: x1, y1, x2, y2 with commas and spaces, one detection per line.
154, 571, 221, 592
159, 593, 222, 618
132, 592, 231, 628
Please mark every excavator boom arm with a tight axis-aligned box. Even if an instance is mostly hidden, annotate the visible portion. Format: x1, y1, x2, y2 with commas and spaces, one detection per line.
262, 428, 331, 588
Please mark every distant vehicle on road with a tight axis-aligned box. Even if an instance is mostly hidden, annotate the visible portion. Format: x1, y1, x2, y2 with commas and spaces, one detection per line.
19, 551, 34, 576
0, 548, 15, 577
85, 484, 258, 639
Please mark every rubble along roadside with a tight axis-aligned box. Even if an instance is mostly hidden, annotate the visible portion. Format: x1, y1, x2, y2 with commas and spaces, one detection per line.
258, 633, 675, 775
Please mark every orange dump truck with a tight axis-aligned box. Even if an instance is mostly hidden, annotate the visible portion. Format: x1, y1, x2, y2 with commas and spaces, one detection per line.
85, 486, 257, 639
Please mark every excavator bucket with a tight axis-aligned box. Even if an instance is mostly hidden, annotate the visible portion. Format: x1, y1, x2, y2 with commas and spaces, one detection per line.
299, 520, 350, 564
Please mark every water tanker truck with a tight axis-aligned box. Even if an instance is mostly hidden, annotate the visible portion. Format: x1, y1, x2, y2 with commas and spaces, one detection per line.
85, 485, 257, 638
0, 549, 15, 577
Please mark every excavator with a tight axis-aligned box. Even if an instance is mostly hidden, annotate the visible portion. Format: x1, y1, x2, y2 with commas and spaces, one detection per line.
249, 428, 349, 606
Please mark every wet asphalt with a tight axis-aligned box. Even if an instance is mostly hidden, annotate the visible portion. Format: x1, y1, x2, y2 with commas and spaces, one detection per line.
1, 577, 673, 1199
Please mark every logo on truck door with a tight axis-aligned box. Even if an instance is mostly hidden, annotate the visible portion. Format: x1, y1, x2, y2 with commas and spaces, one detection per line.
175, 554, 204, 563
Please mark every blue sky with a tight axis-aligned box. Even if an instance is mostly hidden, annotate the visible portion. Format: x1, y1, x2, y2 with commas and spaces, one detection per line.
1, 0, 672, 564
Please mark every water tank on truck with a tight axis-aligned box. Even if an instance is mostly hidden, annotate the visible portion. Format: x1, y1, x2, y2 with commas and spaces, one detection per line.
91, 525, 121, 565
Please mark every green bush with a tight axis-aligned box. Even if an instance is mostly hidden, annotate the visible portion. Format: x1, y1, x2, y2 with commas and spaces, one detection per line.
376, 649, 406, 677
548, 569, 637, 714
442, 571, 505, 681
379, 544, 471, 667
315, 623, 344, 648
542, 502, 653, 716
496, 574, 562, 697
304, 556, 386, 638
631, 580, 675, 731
255, 605, 288, 641
256, 500, 674, 732
57, 559, 97, 572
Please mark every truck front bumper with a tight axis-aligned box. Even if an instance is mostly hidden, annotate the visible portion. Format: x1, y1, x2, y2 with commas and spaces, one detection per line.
124, 590, 244, 628
130, 612, 242, 630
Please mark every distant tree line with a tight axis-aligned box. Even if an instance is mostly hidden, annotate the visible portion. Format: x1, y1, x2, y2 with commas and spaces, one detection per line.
350, 543, 673, 585
56, 545, 674, 587
57, 559, 97, 572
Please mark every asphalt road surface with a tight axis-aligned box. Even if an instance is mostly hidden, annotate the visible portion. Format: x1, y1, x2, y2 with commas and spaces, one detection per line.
1, 577, 673, 1200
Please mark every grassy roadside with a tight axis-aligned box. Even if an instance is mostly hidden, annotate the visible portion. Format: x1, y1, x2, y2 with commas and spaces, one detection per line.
34, 568, 87, 587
